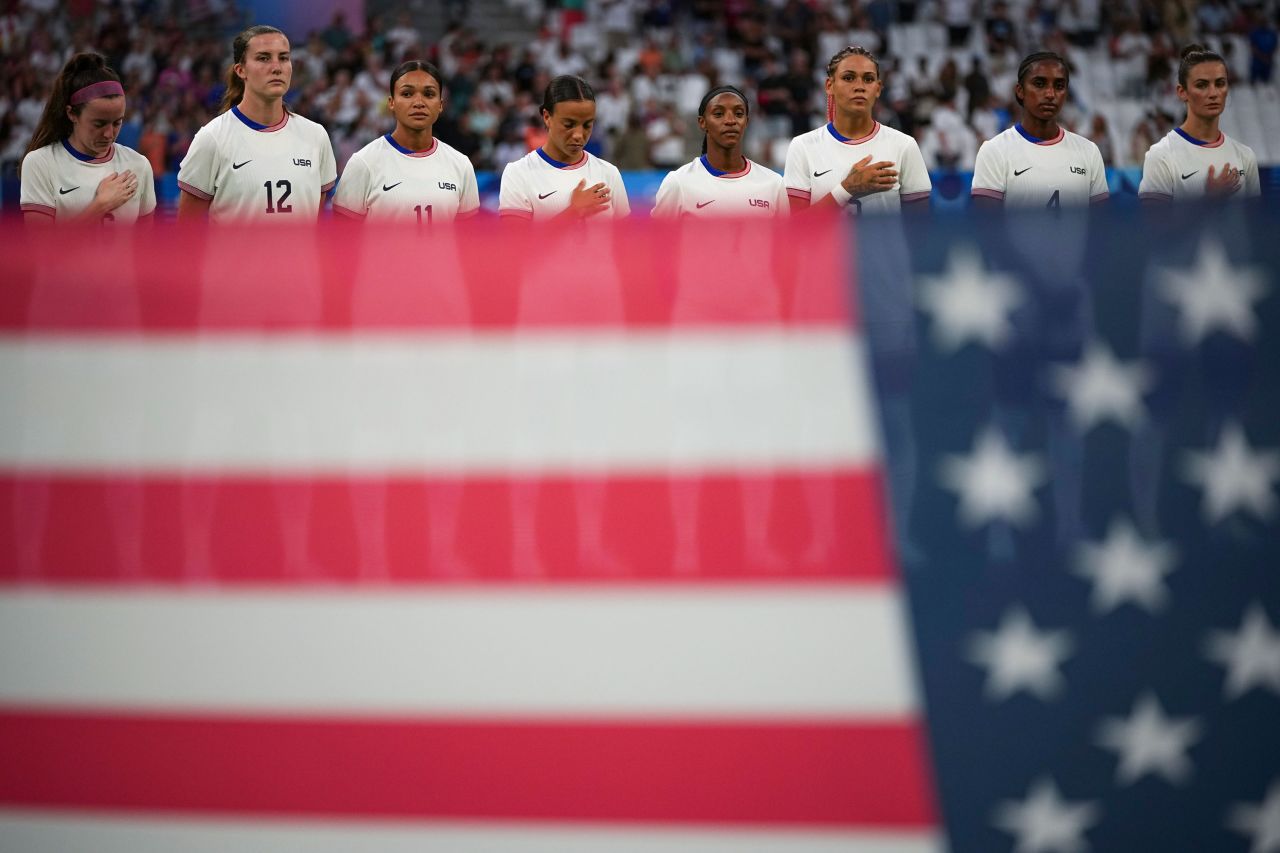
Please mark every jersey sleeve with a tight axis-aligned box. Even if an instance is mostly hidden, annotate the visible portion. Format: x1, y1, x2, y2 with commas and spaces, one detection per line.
607, 163, 630, 218
1137, 144, 1174, 201
1242, 146, 1261, 199
898, 137, 932, 203
497, 162, 533, 220
134, 156, 157, 217
651, 170, 683, 217
18, 150, 56, 217
970, 138, 1006, 200
782, 137, 812, 203
176, 125, 219, 201
773, 173, 790, 215
317, 126, 337, 194
331, 152, 371, 219
1088, 142, 1109, 202
458, 157, 481, 218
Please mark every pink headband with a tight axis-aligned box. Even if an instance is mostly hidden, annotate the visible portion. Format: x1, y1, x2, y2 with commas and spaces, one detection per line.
69, 81, 124, 105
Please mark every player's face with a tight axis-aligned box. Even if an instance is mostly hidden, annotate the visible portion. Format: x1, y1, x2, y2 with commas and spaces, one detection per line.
237, 33, 292, 102
67, 95, 126, 157
1016, 60, 1067, 121
542, 99, 595, 162
826, 55, 881, 118
1177, 61, 1229, 121
390, 70, 443, 134
698, 92, 748, 150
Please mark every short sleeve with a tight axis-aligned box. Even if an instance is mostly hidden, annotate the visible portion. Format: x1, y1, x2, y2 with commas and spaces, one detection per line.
498, 162, 532, 219
458, 157, 480, 217
134, 157, 157, 216
651, 170, 683, 217
782, 136, 812, 202
19, 150, 56, 216
607, 164, 630, 218
773, 174, 790, 215
970, 138, 1006, 199
1088, 143, 1109, 201
898, 137, 932, 202
1137, 144, 1174, 200
317, 127, 337, 194
1243, 147, 1261, 198
332, 152, 371, 219
177, 125, 218, 200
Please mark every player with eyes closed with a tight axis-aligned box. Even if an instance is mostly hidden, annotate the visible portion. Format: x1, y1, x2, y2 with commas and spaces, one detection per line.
971, 51, 1108, 209
20, 52, 155, 224
784, 46, 931, 215
1138, 43, 1260, 203
177, 24, 336, 222
652, 85, 787, 218
498, 75, 630, 222
333, 60, 479, 225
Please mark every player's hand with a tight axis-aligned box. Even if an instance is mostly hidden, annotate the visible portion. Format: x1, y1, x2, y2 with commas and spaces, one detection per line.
93, 171, 138, 212
567, 179, 611, 217
841, 155, 898, 197
1205, 162, 1242, 197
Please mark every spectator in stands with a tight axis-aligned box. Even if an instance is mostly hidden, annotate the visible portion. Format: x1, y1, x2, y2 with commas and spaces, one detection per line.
1249, 6, 1278, 84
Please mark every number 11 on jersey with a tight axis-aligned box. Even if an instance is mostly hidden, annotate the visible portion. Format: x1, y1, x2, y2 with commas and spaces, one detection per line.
414, 204, 433, 227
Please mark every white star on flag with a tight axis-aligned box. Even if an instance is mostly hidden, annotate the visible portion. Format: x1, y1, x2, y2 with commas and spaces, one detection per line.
1074, 518, 1176, 615
940, 425, 1046, 528
992, 777, 1101, 853
918, 245, 1023, 352
968, 607, 1074, 702
1051, 342, 1152, 433
1228, 778, 1280, 853
1095, 693, 1201, 786
1159, 237, 1267, 345
1205, 603, 1280, 700
1181, 424, 1280, 524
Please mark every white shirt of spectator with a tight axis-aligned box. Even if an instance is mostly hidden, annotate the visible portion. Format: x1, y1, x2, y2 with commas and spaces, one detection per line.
178, 105, 337, 223
498, 148, 631, 220
1138, 127, 1260, 201
784, 121, 932, 215
333, 134, 479, 223
20, 139, 156, 223
971, 124, 1109, 207
653, 155, 789, 217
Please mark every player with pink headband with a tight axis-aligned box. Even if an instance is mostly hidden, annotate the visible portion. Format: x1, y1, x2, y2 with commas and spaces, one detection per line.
20, 52, 155, 224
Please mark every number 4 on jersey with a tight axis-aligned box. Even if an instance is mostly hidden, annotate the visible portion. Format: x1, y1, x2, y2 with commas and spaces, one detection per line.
1047, 189, 1060, 209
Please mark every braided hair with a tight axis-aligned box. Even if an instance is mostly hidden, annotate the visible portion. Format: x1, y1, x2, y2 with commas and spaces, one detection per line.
825, 46, 881, 122
1014, 51, 1069, 105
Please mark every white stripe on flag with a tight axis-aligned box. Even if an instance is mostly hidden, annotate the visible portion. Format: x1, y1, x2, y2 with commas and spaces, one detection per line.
0, 332, 877, 471
0, 588, 917, 716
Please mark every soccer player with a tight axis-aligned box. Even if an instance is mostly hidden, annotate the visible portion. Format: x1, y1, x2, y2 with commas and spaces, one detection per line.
784, 46, 931, 215
1138, 43, 1261, 202
971, 51, 1109, 208
652, 85, 787, 217
177, 25, 336, 222
333, 60, 479, 224
20, 53, 155, 224
498, 75, 630, 221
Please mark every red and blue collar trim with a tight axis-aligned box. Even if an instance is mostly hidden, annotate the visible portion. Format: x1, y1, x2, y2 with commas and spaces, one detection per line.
1014, 123, 1064, 145
699, 154, 750, 178
232, 105, 288, 132
61, 138, 114, 164
385, 134, 438, 157
1174, 127, 1224, 148
827, 121, 879, 144
536, 147, 587, 169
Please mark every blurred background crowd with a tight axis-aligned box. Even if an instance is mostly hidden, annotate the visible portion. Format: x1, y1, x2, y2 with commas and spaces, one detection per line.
1, 0, 1277, 184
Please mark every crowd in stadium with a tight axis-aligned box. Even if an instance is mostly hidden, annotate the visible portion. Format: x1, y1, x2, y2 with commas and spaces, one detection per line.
0, 0, 1276, 181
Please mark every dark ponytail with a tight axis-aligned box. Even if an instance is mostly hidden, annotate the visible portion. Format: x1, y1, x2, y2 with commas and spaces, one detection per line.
1177, 43, 1227, 88
540, 75, 595, 117
1014, 50, 1070, 105
25, 52, 122, 158
697, 85, 748, 154
219, 24, 287, 113
389, 59, 444, 95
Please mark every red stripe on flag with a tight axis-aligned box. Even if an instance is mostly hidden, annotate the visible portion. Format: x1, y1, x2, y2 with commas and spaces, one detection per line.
0, 710, 935, 827
0, 470, 894, 584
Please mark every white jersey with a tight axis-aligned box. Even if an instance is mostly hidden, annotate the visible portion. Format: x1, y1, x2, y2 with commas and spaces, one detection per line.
20, 140, 155, 223
178, 106, 337, 223
652, 155, 788, 217
971, 124, 1109, 207
783, 121, 931, 215
333, 134, 479, 223
498, 148, 630, 220
1138, 128, 1260, 201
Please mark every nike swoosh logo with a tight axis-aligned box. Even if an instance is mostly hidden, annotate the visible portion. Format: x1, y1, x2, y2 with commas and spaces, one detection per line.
696, 200, 715, 209
538, 191, 557, 200
1181, 171, 1198, 180
383, 182, 402, 192
1013, 167, 1032, 176
58, 186, 80, 195
232, 160, 252, 170
813, 170, 831, 178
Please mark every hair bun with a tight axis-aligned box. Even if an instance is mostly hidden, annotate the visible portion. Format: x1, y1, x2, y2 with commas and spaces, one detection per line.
66, 52, 107, 72
1180, 43, 1208, 59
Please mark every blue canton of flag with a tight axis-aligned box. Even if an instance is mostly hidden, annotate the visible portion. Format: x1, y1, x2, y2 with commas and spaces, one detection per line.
857, 203, 1280, 853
